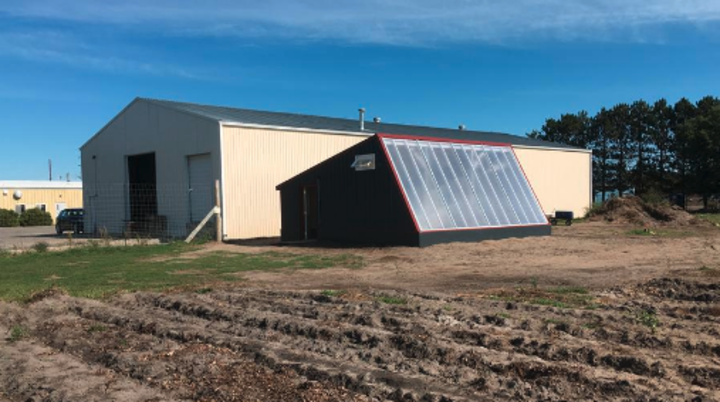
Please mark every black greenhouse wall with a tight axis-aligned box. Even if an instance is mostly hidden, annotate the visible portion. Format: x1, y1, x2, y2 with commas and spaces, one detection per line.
278, 136, 419, 246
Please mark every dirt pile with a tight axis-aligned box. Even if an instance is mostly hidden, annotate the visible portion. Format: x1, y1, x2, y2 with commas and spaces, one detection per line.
588, 196, 704, 227
2, 279, 720, 401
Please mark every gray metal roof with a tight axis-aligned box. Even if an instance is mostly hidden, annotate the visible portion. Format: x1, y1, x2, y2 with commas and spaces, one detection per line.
142, 98, 583, 150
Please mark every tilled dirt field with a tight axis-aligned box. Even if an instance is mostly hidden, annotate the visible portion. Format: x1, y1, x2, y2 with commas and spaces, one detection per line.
2, 277, 720, 402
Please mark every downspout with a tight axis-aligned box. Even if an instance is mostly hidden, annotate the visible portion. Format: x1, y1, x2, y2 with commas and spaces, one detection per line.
589, 150, 594, 212
218, 122, 227, 240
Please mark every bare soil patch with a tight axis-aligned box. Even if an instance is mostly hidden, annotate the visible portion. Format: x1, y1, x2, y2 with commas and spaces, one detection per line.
2, 277, 719, 401
214, 223, 720, 293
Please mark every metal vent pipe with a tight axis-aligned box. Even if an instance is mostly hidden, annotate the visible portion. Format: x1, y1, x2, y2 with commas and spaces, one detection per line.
359, 108, 366, 131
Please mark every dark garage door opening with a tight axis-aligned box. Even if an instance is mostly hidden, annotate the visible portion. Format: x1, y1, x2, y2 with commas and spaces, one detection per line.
127, 152, 158, 221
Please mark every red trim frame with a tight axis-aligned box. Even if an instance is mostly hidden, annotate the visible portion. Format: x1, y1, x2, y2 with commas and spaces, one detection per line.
377, 133, 512, 147
378, 133, 551, 234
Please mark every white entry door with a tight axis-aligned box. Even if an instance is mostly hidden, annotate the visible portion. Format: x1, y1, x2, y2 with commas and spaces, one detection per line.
188, 154, 214, 222
55, 203, 67, 217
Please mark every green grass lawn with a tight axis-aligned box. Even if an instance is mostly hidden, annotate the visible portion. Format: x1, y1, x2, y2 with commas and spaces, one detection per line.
0, 243, 362, 301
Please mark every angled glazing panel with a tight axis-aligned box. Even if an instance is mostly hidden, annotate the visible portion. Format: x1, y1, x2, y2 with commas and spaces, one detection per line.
382, 137, 546, 231
496, 148, 546, 224
466, 145, 515, 225
404, 140, 455, 229
421, 141, 468, 227
453, 144, 500, 226
441, 144, 489, 227
485, 146, 530, 224
384, 140, 431, 229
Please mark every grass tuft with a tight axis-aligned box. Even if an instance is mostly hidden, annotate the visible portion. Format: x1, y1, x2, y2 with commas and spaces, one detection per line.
376, 296, 407, 305
31, 242, 49, 253
8, 324, 28, 342
320, 289, 346, 297
87, 324, 107, 333
544, 318, 566, 325
582, 322, 601, 330
635, 310, 661, 333
548, 286, 589, 295
531, 298, 569, 309
488, 283, 597, 310
627, 228, 657, 236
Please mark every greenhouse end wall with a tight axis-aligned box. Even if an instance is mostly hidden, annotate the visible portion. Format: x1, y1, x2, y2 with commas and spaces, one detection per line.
277, 136, 418, 245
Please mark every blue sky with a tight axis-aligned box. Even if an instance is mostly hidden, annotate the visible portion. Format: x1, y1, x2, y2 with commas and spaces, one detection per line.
1, 0, 719, 180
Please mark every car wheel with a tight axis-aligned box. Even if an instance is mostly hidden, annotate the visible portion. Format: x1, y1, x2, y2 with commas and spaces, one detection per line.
56, 225, 63, 235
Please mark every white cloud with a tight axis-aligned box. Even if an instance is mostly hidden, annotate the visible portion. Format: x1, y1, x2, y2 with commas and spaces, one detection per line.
1, 0, 720, 44
0, 30, 202, 78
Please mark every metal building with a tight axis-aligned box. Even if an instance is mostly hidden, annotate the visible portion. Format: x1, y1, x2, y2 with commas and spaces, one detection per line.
0, 181, 83, 223
80, 98, 590, 240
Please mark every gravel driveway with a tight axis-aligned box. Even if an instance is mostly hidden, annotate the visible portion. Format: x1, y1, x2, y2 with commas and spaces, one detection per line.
0, 227, 87, 250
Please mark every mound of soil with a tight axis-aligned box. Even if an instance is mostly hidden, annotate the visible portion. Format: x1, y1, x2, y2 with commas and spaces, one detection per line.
588, 196, 704, 227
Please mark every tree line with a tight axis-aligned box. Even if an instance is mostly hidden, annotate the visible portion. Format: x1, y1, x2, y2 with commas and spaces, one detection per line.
527, 96, 720, 209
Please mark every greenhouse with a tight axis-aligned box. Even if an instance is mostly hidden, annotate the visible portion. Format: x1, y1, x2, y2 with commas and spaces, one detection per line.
277, 134, 551, 247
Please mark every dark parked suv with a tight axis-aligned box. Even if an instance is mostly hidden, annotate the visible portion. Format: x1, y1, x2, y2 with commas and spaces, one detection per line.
55, 208, 84, 234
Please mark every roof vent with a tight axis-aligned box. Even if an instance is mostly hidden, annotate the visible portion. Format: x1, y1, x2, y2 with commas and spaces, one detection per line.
373, 117, 381, 123
458, 124, 466, 131
358, 108, 366, 131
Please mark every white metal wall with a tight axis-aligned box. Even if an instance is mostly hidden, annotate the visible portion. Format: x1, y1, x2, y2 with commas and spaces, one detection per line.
188, 154, 214, 222
80, 99, 221, 236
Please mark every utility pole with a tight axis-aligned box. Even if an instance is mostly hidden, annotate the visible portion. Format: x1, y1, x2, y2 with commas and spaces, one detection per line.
48, 159, 53, 181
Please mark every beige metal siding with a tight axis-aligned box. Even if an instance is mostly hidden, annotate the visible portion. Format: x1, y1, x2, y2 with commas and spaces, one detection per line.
0, 188, 83, 223
221, 125, 365, 239
513, 147, 592, 218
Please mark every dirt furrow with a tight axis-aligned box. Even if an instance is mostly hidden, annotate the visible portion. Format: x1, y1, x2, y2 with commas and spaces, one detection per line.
2, 277, 719, 402
64, 296, 481, 402
145, 288, 720, 384
201, 287, 720, 364
110, 292, 699, 400
0, 321, 179, 402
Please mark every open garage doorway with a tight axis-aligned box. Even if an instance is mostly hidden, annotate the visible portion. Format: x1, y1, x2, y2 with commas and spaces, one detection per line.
127, 153, 158, 221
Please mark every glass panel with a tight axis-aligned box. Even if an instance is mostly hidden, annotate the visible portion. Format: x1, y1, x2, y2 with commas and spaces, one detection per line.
454, 144, 500, 226
486, 147, 529, 224
439, 144, 485, 227
404, 140, 455, 229
481, 146, 522, 224
382, 137, 546, 231
497, 148, 546, 224
466, 145, 513, 225
385, 140, 431, 229
421, 142, 468, 227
